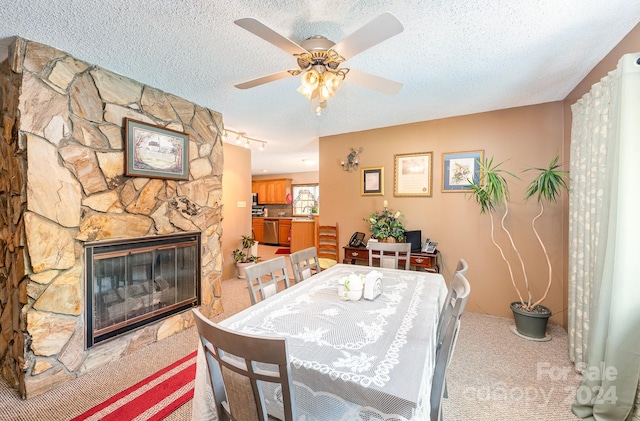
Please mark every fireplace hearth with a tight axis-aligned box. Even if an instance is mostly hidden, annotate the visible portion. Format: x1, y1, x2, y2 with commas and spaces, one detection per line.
84, 232, 201, 348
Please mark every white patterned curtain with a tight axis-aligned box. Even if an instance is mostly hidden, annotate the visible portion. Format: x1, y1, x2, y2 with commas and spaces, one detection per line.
569, 53, 640, 420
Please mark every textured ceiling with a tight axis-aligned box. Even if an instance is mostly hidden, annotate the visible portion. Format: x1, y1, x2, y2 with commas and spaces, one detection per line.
1, 1, 639, 174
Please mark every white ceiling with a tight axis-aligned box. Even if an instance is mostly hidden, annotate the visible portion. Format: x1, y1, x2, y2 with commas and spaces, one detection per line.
1, 1, 639, 175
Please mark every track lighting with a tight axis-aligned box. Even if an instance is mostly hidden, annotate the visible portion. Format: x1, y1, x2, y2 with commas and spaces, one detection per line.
224, 129, 268, 151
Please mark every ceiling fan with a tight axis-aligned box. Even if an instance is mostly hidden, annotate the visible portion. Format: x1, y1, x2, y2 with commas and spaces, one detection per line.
234, 13, 404, 115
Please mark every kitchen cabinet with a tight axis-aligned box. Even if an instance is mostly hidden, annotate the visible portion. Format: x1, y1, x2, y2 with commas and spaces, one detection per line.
252, 178, 292, 204
278, 219, 291, 246
252, 218, 264, 243
253, 182, 268, 203
290, 219, 317, 252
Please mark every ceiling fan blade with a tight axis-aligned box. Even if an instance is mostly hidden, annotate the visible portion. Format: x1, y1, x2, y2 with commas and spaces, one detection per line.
346, 69, 403, 95
332, 12, 404, 60
235, 18, 307, 56
235, 71, 294, 89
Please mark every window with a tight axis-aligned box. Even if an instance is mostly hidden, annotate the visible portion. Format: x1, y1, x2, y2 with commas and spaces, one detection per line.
292, 184, 319, 216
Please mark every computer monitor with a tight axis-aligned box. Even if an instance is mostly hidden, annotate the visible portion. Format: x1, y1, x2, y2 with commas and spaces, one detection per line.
404, 230, 422, 252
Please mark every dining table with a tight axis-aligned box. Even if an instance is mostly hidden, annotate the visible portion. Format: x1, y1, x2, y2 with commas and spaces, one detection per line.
191, 263, 447, 421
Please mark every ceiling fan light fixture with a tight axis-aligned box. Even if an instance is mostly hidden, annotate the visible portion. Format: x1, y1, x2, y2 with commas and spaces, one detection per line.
234, 14, 404, 115
323, 71, 344, 95
299, 65, 348, 114
302, 69, 320, 88
297, 84, 313, 100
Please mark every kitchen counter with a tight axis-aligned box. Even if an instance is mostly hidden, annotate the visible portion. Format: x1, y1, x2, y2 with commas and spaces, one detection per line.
252, 217, 316, 248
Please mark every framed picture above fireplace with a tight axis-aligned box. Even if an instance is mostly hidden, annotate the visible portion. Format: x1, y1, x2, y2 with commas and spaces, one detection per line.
124, 118, 189, 180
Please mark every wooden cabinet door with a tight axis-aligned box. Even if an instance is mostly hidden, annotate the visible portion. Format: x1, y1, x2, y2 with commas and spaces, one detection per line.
290, 221, 316, 252
279, 219, 291, 246
266, 182, 277, 203
256, 182, 268, 204
272, 180, 287, 202
252, 218, 264, 243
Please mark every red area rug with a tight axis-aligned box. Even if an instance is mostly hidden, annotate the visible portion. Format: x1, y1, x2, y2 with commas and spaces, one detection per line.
71, 351, 197, 421
275, 248, 290, 255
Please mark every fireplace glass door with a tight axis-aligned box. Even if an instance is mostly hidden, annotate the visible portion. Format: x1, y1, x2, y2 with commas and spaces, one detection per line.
85, 233, 201, 347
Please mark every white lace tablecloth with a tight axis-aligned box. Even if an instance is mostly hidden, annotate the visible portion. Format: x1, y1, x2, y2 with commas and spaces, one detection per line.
192, 264, 447, 421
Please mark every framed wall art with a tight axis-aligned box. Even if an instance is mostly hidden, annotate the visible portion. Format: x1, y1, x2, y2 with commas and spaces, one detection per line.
442, 150, 484, 192
393, 152, 433, 197
124, 118, 189, 180
361, 167, 384, 196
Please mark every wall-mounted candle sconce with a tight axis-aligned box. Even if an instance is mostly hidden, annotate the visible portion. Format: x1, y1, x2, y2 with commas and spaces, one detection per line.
341, 147, 363, 172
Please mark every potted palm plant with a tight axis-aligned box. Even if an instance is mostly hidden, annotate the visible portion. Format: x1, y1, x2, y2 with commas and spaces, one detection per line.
469, 155, 568, 339
232, 235, 260, 279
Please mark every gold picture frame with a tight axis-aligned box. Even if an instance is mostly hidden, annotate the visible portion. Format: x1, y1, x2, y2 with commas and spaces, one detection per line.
361, 167, 384, 196
393, 152, 433, 197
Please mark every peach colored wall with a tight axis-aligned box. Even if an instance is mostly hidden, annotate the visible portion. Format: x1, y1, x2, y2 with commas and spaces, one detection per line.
560, 23, 640, 326
222, 143, 252, 280
320, 102, 567, 323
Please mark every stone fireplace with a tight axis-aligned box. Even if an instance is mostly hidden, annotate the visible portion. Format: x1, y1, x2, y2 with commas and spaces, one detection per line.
0, 37, 224, 398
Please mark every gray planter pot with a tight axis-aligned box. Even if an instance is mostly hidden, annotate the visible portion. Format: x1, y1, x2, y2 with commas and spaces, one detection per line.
510, 302, 551, 339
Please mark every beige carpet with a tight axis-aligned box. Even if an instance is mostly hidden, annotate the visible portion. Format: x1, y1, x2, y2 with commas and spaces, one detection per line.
0, 245, 582, 420
443, 312, 581, 420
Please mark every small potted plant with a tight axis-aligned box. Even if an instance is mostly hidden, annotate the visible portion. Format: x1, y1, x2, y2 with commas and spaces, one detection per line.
469, 155, 568, 339
364, 202, 406, 242
232, 235, 260, 279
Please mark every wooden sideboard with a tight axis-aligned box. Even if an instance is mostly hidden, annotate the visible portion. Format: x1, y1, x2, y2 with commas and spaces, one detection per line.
342, 245, 440, 273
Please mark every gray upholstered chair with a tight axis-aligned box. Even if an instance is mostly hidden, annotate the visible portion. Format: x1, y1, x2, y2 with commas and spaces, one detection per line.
192, 308, 297, 421
289, 247, 321, 283
431, 272, 471, 421
243, 257, 291, 305
368, 241, 411, 270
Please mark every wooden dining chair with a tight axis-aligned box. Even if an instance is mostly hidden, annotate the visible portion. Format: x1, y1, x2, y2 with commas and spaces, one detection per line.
243, 257, 291, 305
368, 241, 412, 270
192, 308, 297, 421
317, 223, 339, 270
288, 246, 321, 283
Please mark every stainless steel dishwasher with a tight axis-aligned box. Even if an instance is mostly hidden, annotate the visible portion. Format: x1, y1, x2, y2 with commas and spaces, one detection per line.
263, 219, 279, 245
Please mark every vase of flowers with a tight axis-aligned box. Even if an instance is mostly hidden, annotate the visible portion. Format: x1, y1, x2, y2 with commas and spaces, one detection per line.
364, 202, 406, 242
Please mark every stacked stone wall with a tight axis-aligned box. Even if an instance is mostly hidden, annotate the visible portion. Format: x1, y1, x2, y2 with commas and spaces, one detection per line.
0, 37, 224, 398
